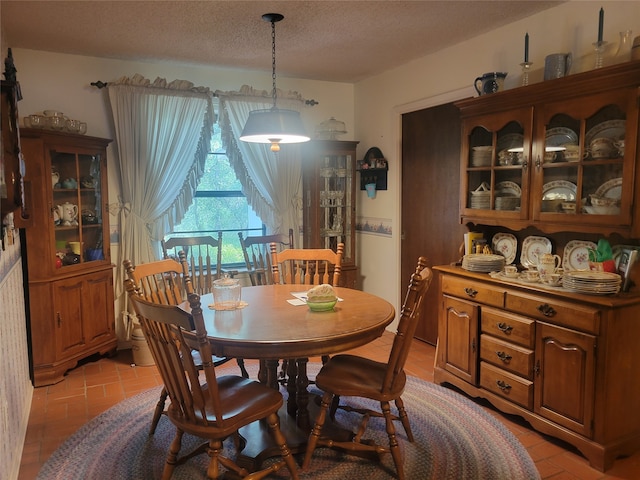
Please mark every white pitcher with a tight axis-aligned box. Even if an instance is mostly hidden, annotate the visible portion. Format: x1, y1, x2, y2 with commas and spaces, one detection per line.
535, 252, 561, 280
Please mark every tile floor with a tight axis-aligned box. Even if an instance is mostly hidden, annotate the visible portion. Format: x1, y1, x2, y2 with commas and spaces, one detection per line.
18, 332, 640, 479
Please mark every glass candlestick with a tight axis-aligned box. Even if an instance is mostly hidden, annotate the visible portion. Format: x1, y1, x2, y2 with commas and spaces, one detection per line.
592, 41, 608, 69
520, 62, 533, 86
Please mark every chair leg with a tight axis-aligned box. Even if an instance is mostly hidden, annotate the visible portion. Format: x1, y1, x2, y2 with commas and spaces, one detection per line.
162, 428, 184, 480
395, 396, 414, 442
265, 412, 300, 480
236, 358, 249, 378
382, 401, 404, 480
150, 387, 169, 435
205, 439, 223, 480
302, 391, 333, 470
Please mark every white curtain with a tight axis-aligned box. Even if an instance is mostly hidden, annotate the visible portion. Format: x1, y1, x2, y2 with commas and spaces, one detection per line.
216, 85, 305, 237
107, 74, 215, 338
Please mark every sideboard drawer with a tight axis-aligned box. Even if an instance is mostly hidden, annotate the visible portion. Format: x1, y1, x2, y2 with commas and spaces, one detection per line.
481, 306, 535, 348
480, 334, 534, 379
441, 275, 505, 308
505, 291, 600, 334
480, 362, 533, 409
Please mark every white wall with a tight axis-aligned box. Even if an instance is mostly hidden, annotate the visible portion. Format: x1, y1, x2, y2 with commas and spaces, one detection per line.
353, 1, 639, 326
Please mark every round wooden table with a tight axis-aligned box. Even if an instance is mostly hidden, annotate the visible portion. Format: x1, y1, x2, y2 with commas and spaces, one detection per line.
185, 284, 395, 470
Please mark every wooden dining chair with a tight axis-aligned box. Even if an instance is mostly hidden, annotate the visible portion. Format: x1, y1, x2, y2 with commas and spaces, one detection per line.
270, 243, 344, 287
269, 243, 344, 393
124, 253, 247, 436
161, 232, 223, 295
124, 279, 299, 480
238, 228, 294, 286
302, 256, 432, 480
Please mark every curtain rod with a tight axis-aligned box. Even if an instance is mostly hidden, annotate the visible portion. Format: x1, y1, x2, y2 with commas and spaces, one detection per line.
90, 80, 318, 106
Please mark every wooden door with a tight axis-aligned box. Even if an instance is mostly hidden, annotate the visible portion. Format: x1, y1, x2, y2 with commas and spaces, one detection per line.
401, 103, 466, 344
534, 321, 595, 437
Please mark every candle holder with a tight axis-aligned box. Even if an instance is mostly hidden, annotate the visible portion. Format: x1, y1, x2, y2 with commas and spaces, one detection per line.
520, 62, 533, 86
592, 41, 608, 69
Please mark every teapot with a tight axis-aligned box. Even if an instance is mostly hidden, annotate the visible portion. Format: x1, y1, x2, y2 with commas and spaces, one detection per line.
55, 202, 79, 226
534, 252, 561, 280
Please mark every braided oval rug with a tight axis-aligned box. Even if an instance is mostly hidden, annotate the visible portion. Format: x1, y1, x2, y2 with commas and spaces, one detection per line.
37, 364, 540, 479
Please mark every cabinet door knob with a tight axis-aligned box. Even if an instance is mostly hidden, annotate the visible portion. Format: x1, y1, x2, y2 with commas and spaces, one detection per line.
463, 287, 478, 297
496, 351, 512, 362
537, 303, 556, 317
497, 322, 513, 333
496, 380, 512, 391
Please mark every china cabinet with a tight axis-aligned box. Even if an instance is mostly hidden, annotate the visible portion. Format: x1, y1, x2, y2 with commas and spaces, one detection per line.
434, 265, 640, 472
302, 140, 359, 288
457, 60, 640, 237
20, 128, 116, 386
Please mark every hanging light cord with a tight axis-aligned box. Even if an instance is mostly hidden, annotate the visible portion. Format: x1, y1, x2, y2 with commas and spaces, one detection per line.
270, 17, 278, 109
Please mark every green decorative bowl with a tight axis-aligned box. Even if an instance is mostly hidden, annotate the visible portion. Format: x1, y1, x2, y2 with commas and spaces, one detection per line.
307, 298, 337, 312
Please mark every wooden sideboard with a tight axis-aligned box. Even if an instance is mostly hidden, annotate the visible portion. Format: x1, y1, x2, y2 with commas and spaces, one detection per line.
433, 264, 640, 471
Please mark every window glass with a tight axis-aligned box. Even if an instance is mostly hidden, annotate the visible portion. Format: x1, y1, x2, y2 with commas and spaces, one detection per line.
169, 123, 264, 266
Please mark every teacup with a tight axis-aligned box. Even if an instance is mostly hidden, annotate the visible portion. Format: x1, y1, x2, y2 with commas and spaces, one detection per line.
524, 270, 540, 282
562, 145, 587, 162
503, 265, 518, 278
545, 273, 563, 286
614, 139, 625, 157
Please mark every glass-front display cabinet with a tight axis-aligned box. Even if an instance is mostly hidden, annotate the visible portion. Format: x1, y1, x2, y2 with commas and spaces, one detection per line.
457, 60, 640, 237
20, 128, 116, 386
303, 140, 359, 288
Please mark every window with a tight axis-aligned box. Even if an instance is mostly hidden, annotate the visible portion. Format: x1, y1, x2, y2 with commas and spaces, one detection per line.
168, 122, 264, 267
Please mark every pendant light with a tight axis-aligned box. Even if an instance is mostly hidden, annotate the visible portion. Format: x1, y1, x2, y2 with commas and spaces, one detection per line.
240, 13, 310, 152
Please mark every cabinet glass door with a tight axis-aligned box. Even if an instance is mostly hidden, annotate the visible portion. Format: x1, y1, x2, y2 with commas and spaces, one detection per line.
319, 153, 353, 262
462, 108, 532, 221
52, 149, 105, 268
534, 90, 631, 226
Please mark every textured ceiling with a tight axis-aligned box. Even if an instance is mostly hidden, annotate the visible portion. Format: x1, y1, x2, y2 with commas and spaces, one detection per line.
1, 1, 563, 83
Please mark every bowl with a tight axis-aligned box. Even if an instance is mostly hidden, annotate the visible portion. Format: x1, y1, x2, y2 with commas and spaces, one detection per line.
589, 194, 618, 207
307, 298, 337, 312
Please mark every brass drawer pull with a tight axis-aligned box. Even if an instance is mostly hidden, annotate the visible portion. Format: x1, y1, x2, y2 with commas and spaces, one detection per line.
496, 351, 512, 362
464, 287, 478, 298
496, 380, 512, 391
537, 303, 557, 317
497, 322, 513, 333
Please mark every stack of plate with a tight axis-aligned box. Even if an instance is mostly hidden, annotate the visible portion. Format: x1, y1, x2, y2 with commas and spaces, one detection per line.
470, 181, 491, 209
471, 146, 492, 167
562, 271, 622, 295
462, 254, 505, 272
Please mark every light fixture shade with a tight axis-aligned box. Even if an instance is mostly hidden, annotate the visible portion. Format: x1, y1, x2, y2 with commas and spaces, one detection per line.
240, 108, 310, 145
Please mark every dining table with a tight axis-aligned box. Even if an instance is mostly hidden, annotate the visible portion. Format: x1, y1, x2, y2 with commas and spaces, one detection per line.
181, 284, 395, 471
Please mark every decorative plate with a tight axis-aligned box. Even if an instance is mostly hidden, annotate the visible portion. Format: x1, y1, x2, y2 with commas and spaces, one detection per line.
562, 240, 596, 271
542, 180, 577, 201
545, 127, 578, 147
495, 181, 521, 197
585, 119, 626, 145
520, 236, 552, 268
496, 133, 524, 152
594, 178, 622, 200
492, 233, 517, 264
